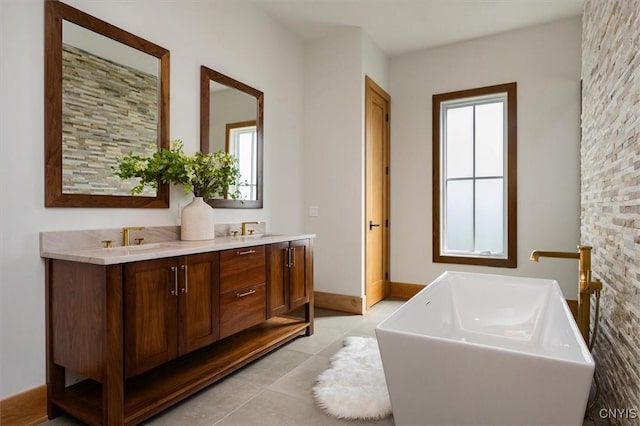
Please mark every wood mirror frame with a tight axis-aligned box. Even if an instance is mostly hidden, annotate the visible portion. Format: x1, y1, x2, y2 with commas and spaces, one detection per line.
200, 66, 263, 209
44, 0, 170, 208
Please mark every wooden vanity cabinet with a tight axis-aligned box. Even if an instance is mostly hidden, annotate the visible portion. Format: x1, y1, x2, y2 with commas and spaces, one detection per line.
267, 239, 314, 333
45, 240, 313, 426
123, 252, 218, 378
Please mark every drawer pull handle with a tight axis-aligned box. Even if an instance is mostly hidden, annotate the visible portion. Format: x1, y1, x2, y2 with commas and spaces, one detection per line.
181, 264, 188, 293
237, 289, 256, 298
170, 266, 178, 296
237, 249, 256, 256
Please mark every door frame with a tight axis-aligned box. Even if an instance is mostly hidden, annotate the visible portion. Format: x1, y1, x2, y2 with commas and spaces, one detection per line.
364, 75, 391, 310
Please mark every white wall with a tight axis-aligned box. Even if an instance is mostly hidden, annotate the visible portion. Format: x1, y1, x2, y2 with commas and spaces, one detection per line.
302, 29, 388, 299
209, 88, 257, 152
390, 17, 583, 298
0, 0, 304, 398
363, 31, 389, 92
302, 29, 363, 297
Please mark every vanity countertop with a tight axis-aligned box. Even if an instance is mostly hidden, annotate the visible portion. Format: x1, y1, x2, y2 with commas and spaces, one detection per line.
41, 233, 316, 265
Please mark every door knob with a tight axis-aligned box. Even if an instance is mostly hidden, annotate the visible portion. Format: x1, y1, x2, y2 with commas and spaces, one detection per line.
369, 221, 381, 230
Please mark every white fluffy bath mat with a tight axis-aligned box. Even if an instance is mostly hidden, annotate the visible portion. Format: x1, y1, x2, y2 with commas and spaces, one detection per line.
313, 336, 392, 420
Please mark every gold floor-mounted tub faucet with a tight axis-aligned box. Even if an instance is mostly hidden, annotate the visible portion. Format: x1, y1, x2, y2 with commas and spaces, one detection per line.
530, 245, 602, 345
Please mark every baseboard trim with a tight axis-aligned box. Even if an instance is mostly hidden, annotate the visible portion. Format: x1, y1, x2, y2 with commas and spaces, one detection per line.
314, 291, 364, 314
0, 384, 47, 426
389, 281, 425, 300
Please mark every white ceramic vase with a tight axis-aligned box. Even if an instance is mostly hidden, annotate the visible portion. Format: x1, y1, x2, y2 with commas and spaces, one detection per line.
180, 196, 215, 241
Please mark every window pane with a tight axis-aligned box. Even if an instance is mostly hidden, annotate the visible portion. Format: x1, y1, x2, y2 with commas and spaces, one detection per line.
239, 185, 253, 199
475, 101, 504, 177
475, 178, 504, 254
445, 180, 473, 252
445, 105, 473, 178
238, 132, 255, 184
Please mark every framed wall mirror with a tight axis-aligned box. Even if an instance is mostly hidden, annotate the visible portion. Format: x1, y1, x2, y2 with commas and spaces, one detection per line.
44, 0, 170, 207
200, 66, 263, 208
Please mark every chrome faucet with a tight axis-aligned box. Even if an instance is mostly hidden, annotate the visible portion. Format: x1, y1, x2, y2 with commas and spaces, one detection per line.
240, 221, 260, 236
122, 226, 145, 246
530, 245, 602, 344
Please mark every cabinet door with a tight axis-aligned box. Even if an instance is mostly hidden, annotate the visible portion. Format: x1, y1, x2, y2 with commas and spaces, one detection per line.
289, 240, 312, 310
178, 252, 219, 355
124, 258, 179, 378
267, 242, 289, 317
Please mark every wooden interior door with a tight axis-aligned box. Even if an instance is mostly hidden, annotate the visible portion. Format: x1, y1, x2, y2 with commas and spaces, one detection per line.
365, 76, 390, 310
178, 252, 219, 354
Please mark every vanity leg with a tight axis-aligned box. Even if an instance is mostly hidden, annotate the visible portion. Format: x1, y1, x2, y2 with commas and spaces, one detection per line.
103, 266, 124, 425
305, 299, 314, 336
102, 377, 124, 425
46, 364, 65, 419
45, 259, 63, 419
304, 241, 314, 336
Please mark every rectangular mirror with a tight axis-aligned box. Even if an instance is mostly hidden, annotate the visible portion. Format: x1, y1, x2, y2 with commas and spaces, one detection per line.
45, 0, 170, 207
200, 66, 263, 208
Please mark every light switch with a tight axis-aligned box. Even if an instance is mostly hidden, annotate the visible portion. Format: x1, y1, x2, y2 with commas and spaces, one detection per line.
309, 206, 319, 217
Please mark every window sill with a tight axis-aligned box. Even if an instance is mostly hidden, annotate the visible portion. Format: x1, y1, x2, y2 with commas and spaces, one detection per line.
433, 254, 517, 268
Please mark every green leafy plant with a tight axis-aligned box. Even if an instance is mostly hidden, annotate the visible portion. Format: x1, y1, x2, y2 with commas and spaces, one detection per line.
114, 140, 243, 200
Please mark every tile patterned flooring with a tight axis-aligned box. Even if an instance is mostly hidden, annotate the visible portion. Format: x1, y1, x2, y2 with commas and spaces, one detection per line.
45, 299, 607, 426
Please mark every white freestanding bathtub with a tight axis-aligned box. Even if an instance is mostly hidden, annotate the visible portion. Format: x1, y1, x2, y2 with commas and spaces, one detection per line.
375, 271, 594, 426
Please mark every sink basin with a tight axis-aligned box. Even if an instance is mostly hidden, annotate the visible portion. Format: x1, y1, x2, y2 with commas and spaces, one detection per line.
105, 242, 180, 252
375, 271, 594, 426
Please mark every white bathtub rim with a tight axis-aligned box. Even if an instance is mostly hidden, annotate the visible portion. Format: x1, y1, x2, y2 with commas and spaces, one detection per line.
375, 270, 594, 366
375, 326, 594, 368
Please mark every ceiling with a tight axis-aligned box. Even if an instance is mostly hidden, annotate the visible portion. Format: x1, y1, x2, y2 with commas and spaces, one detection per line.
250, 0, 584, 56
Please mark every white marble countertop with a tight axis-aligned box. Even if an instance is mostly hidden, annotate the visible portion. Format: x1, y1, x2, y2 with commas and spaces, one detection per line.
41, 233, 316, 265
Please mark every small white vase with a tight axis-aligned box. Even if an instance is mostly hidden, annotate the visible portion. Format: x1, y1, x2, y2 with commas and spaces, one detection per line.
180, 196, 215, 241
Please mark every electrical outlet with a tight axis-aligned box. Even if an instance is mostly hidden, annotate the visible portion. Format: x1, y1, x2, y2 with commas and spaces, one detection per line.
309, 206, 319, 217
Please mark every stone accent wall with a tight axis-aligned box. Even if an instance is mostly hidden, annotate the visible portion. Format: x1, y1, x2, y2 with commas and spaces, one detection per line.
62, 44, 158, 196
582, 0, 640, 424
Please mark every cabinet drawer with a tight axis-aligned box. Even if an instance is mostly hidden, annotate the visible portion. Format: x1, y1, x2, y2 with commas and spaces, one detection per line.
219, 283, 266, 339
220, 246, 266, 293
